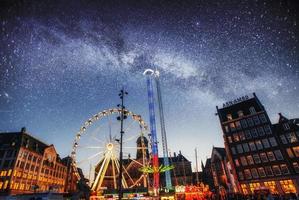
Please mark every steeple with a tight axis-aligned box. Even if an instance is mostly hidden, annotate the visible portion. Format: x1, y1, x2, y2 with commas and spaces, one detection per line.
136, 136, 149, 159
201, 160, 205, 171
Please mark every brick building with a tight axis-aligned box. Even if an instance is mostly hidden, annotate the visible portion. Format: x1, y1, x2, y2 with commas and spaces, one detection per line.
0, 128, 67, 196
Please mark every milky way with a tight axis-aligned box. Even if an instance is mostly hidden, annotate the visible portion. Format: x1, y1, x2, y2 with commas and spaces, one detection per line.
0, 0, 298, 169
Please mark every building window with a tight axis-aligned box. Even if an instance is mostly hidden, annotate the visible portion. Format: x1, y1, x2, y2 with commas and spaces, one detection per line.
267, 152, 276, 161
247, 155, 254, 165
240, 157, 248, 166
292, 146, 299, 157
251, 128, 258, 138
274, 150, 283, 160
245, 130, 252, 139
280, 135, 288, 144
235, 159, 240, 167
238, 110, 244, 117
23, 151, 28, 159
241, 119, 248, 128
224, 125, 229, 133
269, 137, 277, 147
272, 165, 281, 175
237, 144, 243, 153
230, 122, 236, 131
259, 114, 267, 123
257, 127, 265, 136
255, 140, 263, 150
239, 132, 246, 141
247, 118, 254, 127
227, 136, 233, 143
280, 164, 290, 175
287, 148, 294, 158
253, 154, 261, 164
249, 106, 256, 114
251, 168, 259, 179
238, 171, 244, 180
264, 181, 278, 194
265, 166, 274, 176
280, 180, 296, 194
260, 153, 268, 163
244, 169, 252, 180
249, 142, 256, 151
249, 182, 260, 193
28, 154, 32, 161
3, 181, 9, 189
253, 116, 260, 125
235, 121, 242, 130
258, 167, 266, 177
286, 132, 298, 143
243, 143, 250, 152
231, 147, 236, 155
227, 114, 233, 121
262, 138, 270, 148
264, 125, 272, 135
233, 133, 240, 142
293, 162, 299, 173
283, 123, 290, 130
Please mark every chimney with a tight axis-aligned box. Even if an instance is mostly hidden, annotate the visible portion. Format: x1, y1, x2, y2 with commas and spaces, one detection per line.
21, 127, 26, 133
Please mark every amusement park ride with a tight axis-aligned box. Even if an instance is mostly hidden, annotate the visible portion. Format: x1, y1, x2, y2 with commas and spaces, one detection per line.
70, 69, 210, 199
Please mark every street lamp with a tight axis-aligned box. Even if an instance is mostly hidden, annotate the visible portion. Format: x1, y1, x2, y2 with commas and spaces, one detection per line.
117, 88, 128, 200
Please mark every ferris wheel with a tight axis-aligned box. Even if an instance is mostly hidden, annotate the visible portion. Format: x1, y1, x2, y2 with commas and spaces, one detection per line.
71, 108, 151, 191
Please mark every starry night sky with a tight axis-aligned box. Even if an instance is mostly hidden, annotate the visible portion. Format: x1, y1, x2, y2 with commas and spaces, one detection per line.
0, 0, 298, 171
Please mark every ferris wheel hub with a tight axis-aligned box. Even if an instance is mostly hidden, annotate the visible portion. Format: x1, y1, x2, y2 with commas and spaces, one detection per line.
106, 142, 114, 151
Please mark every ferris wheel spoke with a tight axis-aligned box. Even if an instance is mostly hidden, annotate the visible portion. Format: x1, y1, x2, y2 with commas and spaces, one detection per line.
78, 151, 104, 165
123, 133, 140, 143
124, 119, 135, 133
90, 135, 105, 144
77, 145, 104, 149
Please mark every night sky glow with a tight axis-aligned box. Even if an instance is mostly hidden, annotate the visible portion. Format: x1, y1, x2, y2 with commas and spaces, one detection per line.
0, 0, 298, 171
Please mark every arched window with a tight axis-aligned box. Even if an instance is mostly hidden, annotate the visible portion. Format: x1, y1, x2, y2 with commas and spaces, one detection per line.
249, 106, 256, 114
237, 110, 244, 117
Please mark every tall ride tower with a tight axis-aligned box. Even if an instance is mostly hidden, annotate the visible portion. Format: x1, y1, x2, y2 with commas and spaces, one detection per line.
143, 69, 172, 191
143, 69, 160, 193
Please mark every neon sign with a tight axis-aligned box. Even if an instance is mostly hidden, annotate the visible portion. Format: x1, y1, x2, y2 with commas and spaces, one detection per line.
222, 94, 253, 108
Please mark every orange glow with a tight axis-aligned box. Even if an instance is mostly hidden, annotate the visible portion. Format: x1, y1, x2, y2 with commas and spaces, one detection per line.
280, 180, 297, 194
264, 181, 278, 194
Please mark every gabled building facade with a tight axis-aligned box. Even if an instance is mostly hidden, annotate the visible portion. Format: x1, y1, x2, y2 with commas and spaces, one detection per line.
210, 147, 237, 193
0, 128, 67, 196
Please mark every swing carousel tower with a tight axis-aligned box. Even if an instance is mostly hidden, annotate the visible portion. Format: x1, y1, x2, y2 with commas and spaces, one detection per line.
143, 69, 172, 191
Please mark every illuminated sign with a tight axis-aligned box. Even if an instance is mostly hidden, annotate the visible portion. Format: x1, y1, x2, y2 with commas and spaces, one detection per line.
175, 185, 185, 193
222, 94, 253, 108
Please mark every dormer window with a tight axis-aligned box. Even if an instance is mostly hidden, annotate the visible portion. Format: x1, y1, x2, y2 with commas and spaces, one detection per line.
26, 139, 29, 148
237, 110, 244, 117
283, 123, 290, 130
249, 106, 256, 114
227, 114, 233, 121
